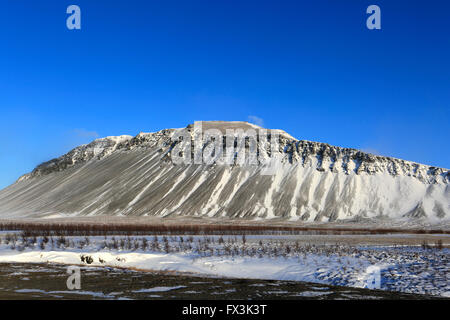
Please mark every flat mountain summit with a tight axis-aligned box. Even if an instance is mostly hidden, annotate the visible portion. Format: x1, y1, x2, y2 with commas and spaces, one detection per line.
0, 121, 448, 223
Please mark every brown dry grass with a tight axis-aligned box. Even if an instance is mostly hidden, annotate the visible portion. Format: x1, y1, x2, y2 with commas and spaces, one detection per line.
0, 219, 448, 236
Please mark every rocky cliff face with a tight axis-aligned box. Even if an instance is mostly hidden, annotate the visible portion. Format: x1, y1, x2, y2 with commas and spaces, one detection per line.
2, 121, 449, 222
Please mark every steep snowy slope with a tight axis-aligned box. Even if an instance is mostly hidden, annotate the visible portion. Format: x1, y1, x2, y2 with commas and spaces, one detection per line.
0, 121, 448, 222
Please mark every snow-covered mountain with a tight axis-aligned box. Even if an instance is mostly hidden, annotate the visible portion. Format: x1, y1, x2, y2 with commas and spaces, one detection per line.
0, 121, 448, 223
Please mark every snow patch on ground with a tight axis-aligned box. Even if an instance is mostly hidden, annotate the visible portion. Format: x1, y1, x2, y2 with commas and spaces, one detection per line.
0, 246, 448, 297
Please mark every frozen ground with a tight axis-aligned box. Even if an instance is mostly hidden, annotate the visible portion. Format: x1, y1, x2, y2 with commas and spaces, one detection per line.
0, 263, 433, 300
0, 234, 448, 298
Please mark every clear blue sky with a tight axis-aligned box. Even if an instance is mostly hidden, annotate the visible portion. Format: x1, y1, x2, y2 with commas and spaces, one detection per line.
0, 0, 449, 189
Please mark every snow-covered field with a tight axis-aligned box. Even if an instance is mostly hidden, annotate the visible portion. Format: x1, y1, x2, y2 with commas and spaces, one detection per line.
0, 234, 448, 298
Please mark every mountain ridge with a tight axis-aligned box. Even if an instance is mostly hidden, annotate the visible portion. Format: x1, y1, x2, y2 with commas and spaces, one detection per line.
18, 121, 449, 184
1, 121, 448, 222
